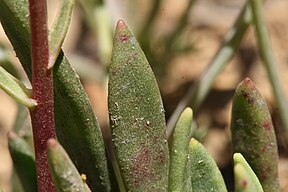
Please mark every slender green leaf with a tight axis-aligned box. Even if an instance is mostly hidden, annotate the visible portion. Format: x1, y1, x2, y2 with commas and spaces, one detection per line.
167, 3, 257, 136
249, 0, 288, 147
234, 153, 263, 192
48, 0, 75, 69
47, 139, 91, 192
8, 131, 37, 192
93, 6, 113, 65
165, 0, 195, 52
0, 43, 21, 78
108, 20, 169, 191
0, 66, 36, 108
169, 107, 193, 192
231, 78, 279, 191
77, 1, 112, 65
0, 1, 111, 191
189, 138, 227, 192
11, 104, 33, 192
13, 104, 33, 142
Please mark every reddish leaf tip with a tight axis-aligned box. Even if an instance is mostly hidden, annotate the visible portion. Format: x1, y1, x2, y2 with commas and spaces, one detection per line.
243, 77, 252, 82
116, 19, 127, 30
7, 130, 17, 139
237, 77, 258, 95
241, 77, 255, 88
47, 138, 57, 148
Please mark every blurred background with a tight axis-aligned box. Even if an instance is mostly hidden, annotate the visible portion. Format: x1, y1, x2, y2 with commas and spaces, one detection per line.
0, 0, 288, 191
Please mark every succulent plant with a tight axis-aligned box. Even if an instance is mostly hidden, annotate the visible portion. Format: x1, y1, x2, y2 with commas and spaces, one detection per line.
0, 0, 284, 191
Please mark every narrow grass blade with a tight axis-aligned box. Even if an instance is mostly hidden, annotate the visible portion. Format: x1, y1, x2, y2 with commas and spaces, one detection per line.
93, 6, 113, 65
0, 67, 36, 108
108, 20, 169, 191
77, 1, 112, 66
189, 138, 227, 192
249, 0, 288, 147
0, 43, 21, 78
231, 78, 279, 191
48, 0, 75, 69
8, 131, 37, 192
167, 3, 257, 137
169, 107, 193, 192
13, 104, 33, 143
0, 1, 111, 191
47, 139, 91, 192
234, 153, 263, 192
165, 0, 195, 52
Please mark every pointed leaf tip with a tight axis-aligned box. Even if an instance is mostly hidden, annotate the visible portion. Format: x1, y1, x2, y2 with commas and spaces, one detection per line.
115, 20, 130, 43
239, 77, 256, 89
231, 78, 279, 191
8, 130, 37, 192
116, 19, 126, 30
47, 138, 57, 148
233, 153, 264, 192
109, 20, 169, 191
7, 130, 16, 139
47, 139, 91, 192
0, 66, 37, 108
189, 138, 227, 192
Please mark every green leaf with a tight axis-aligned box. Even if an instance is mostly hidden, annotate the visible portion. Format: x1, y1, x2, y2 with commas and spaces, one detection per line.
77, 1, 112, 65
189, 138, 227, 192
108, 20, 169, 191
93, 6, 113, 65
48, 0, 75, 69
47, 139, 91, 192
231, 78, 279, 191
8, 131, 37, 192
11, 104, 33, 192
0, 1, 111, 191
249, 0, 288, 148
169, 107, 193, 192
234, 153, 263, 192
0, 66, 37, 108
166, 3, 255, 136
13, 104, 33, 144
0, 43, 21, 78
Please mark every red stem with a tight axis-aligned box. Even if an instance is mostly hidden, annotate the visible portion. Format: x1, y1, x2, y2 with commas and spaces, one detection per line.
28, 0, 56, 191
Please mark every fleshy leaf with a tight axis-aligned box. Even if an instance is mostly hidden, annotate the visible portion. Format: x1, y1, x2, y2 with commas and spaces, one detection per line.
47, 139, 91, 192
231, 78, 279, 191
0, 67, 36, 108
0, 0, 111, 191
108, 20, 169, 191
234, 153, 263, 192
48, 0, 75, 69
189, 138, 227, 192
169, 107, 193, 191
8, 131, 37, 192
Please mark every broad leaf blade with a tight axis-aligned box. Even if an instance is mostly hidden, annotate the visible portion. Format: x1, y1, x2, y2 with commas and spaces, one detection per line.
108, 20, 169, 191
0, 67, 36, 108
0, 1, 110, 191
231, 78, 279, 191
